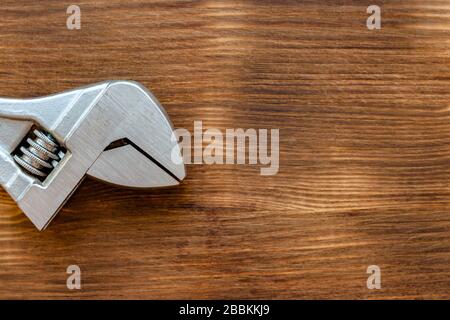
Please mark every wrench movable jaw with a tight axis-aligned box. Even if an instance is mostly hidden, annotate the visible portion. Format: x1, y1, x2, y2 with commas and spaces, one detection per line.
0, 81, 185, 230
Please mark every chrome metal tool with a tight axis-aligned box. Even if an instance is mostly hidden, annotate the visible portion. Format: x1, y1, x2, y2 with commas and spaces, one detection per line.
0, 81, 185, 230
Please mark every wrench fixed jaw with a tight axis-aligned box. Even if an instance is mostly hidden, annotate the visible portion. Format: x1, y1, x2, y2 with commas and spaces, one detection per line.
86, 81, 186, 188
0, 81, 185, 230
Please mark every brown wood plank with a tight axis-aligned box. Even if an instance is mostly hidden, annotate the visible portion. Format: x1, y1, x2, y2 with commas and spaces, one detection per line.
1, 0, 450, 299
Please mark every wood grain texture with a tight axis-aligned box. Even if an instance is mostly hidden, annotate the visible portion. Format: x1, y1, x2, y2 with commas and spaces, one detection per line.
1, 0, 450, 299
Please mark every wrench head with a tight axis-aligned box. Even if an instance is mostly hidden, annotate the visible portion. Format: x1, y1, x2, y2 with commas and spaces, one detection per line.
0, 81, 186, 230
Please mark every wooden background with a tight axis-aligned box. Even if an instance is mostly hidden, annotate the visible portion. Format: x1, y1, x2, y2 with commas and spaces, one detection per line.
0, 0, 450, 299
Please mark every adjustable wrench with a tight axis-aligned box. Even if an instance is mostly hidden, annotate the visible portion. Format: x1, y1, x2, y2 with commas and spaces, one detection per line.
0, 81, 185, 230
